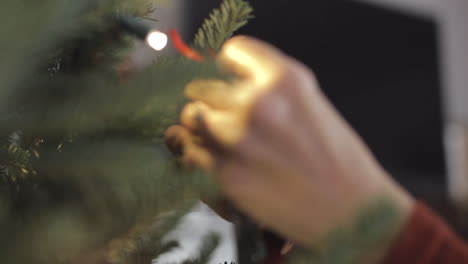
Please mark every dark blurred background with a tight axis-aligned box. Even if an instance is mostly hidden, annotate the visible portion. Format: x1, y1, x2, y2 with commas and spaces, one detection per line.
187, 0, 446, 199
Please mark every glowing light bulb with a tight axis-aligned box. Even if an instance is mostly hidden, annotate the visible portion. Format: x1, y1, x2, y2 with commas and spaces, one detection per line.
146, 30, 168, 51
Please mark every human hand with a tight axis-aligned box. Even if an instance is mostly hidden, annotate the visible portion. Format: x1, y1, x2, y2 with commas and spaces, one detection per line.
166, 36, 414, 261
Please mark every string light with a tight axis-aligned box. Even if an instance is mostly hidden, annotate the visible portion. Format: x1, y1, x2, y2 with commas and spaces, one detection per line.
118, 16, 168, 51
146, 30, 168, 51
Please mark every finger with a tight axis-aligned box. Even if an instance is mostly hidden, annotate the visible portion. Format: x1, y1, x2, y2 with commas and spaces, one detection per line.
184, 37, 289, 110
181, 101, 248, 147
182, 143, 215, 171
218, 36, 288, 88
164, 125, 215, 170
185, 79, 247, 110
164, 125, 194, 155
180, 101, 211, 131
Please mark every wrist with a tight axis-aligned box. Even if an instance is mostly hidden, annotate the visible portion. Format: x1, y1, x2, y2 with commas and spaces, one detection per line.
343, 168, 415, 263
301, 185, 415, 264
347, 162, 416, 254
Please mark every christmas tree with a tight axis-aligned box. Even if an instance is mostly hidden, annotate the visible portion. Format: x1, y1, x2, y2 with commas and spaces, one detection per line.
0, 0, 253, 263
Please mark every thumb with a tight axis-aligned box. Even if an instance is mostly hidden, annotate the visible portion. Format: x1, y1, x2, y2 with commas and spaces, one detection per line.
218, 36, 288, 88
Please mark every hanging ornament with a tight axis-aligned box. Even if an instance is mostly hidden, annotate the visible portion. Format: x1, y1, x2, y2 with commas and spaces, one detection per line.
169, 29, 205, 62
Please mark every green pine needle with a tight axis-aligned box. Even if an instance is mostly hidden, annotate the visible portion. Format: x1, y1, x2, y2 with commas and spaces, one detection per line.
194, 0, 254, 51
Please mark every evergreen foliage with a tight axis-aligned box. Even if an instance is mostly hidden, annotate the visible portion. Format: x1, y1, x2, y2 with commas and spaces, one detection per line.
194, 0, 254, 52
0, 0, 253, 263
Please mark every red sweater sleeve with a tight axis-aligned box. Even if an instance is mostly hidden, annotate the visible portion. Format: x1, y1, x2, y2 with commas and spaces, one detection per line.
383, 202, 468, 264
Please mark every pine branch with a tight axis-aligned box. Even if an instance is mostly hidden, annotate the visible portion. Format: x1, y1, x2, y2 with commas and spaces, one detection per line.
194, 0, 254, 51
1, 144, 32, 183
0, 131, 40, 184
0, 0, 253, 263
